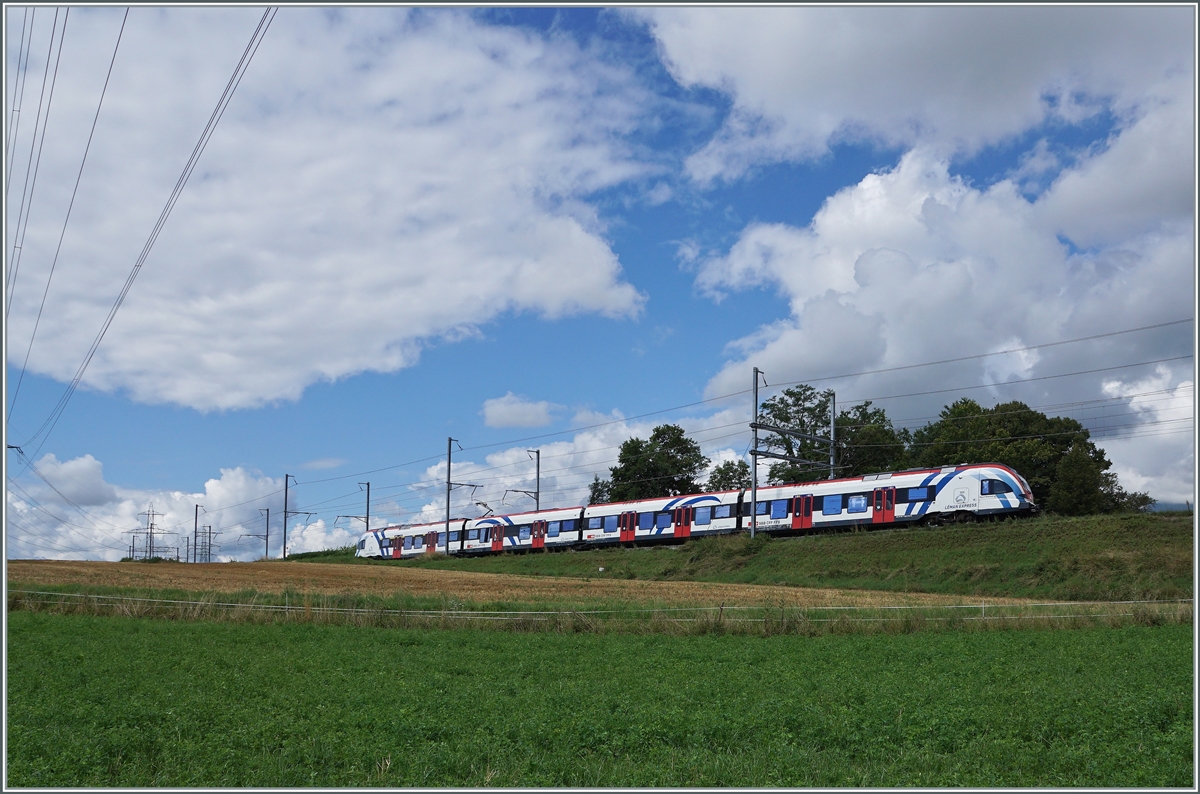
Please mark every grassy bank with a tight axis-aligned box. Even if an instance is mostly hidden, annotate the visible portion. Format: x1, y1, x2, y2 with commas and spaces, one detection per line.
297, 512, 1193, 601
6, 612, 1191, 787
9, 583, 1189, 636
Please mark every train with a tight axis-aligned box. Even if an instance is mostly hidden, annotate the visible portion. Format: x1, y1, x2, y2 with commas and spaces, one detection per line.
354, 462, 1037, 560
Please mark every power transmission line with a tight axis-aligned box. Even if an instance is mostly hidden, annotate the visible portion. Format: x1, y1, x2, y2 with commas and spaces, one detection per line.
300, 359, 1189, 513
295, 320, 1192, 489
283, 375, 1194, 526
6, 8, 66, 321
770, 318, 1193, 390
5, 7, 35, 194
842, 355, 1192, 405
8, 8, 130, 420
7, 324, 1190, 551
15, 7, 279, 466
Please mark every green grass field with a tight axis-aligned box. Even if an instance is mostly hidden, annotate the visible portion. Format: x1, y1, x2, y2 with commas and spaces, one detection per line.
296, 512, 1194, 601
6, 611, 1192, 787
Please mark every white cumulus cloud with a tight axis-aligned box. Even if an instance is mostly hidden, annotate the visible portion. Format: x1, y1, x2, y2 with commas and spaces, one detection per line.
634, 6, 1193, 183
481, 392, 563, 428
4, 458, 358, 560
5, 8, 648, 412
696, 133, 1192, 501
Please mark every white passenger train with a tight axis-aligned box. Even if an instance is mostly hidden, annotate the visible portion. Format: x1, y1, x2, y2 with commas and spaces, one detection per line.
355, 462, 1036, 560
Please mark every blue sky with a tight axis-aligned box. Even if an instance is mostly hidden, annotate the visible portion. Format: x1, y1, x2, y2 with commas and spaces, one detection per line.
5, 6, 1194, 560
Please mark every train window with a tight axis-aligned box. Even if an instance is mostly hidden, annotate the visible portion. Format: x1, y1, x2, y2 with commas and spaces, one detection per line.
603, 515, 619, 533
847, 495, 868, 514
547, 521, 560, 538
823, 495, 843, 515
518, 526, 531, 540
638, 512, 655, 530
413, 536, 423, 548
587, 517, 603, 530
907, 486, 932, 501
562, 519, 579, 532
755, 501, 770, 515
656, 512, 672, 529
714, 504, 733, 520
981, 479, 1012, 495
358, 540, 365, 550
467, 529, 479, 541
770, 500, 789, 519
694, 506, 712, 525
401, 536, 410, 549
437, 532, 447, 546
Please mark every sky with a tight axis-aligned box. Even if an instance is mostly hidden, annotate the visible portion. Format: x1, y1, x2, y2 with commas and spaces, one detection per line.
3, 5, 1195, 561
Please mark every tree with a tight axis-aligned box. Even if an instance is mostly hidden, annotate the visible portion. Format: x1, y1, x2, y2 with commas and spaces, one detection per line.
590, 424, 710, 503
587, 474, 611, 505
757, 385, 836, 485
911, 398, 1098, 505
1047, 443, 1107, 515
757, 386, 908, 483
1099, 471, 1156, 513
834, 401, 910, 478
910, 398, 1152, 514
706, 459, 751, 492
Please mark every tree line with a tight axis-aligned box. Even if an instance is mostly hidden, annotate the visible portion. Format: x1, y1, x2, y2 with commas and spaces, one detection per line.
588, 384, 1154, 516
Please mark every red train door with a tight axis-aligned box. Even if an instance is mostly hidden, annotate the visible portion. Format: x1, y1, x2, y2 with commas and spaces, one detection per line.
532, 520, 546, 550
490, 526, 503, 553
792, 495, 813, 531
673, 506, 692, 539
425, 531, 438, 553
872, 487, 896, 524
619, 512, 637, 543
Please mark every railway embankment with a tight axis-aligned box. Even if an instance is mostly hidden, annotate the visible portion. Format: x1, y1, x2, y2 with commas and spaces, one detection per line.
299, 511, 1193, 603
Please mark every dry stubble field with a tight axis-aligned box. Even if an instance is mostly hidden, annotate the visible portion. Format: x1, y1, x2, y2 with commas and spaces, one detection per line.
6, 559, 1033, 608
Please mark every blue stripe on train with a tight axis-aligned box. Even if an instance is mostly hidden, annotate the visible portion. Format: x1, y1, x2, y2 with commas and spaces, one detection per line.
917, 468, 961, 517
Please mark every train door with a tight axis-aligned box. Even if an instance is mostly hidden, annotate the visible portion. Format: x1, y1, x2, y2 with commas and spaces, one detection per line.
872, 487, 896, 525
672, 506, 692, 539
490, 526, 503, 553
532, 520, 547, 550
792, 495, 813, 531
425, 531, 438, 554
619, 511, 637, 543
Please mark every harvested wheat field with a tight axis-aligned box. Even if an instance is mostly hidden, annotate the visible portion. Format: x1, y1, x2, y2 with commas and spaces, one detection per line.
7, 559, 1032, 608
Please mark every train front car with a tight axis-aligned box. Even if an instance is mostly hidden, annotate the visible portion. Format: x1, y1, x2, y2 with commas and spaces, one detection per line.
921, 463, 1037, 523
746, 463, 1037, 534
